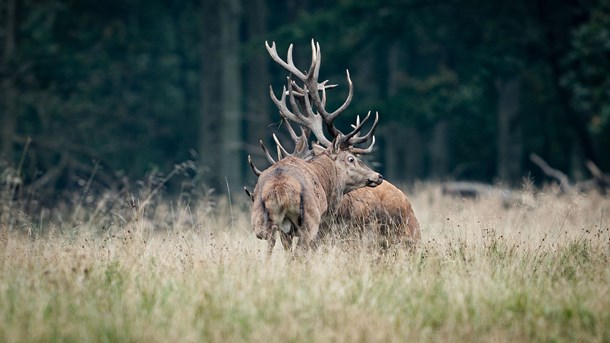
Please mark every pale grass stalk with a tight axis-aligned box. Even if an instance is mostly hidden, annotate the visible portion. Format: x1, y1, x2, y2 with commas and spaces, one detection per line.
0, 184, 608, 342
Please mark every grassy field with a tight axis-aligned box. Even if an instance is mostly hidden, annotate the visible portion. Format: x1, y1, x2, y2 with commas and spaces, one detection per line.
1, 184, 609, 342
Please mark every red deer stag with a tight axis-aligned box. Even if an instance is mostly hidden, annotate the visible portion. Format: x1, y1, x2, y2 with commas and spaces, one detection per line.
248, 41, 420, 248
269, 118, 420, 248
249, 40, 383, 255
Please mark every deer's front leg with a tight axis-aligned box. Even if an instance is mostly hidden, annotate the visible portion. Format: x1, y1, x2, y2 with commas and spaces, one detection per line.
279, 230, 294, 253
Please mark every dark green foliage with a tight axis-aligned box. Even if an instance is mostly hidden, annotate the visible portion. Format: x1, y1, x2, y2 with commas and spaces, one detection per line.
1, 0, 608, 199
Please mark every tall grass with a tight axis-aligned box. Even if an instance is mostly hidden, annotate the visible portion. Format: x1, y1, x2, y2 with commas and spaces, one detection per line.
1, 181, 609, 342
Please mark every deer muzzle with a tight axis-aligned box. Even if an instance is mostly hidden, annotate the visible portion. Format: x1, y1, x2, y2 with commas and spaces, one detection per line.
367, 173, 383, 187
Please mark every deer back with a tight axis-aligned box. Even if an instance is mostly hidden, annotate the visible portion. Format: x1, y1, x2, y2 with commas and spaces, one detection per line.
337, 181, 421, 245
251, 157, 327, 239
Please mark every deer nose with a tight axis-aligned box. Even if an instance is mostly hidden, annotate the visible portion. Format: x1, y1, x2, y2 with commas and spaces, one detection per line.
367, 173, 383, 186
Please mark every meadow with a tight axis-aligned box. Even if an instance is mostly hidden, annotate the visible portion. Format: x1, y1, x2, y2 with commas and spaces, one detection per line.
1, 183, 609, 342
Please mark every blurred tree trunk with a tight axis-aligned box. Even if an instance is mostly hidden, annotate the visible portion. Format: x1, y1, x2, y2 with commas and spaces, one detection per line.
383, 43, 423, 182
383, 125, 423, 182
429, 120, 449, 179
382, 125, 398, 181
534, 0, 599, 168
382, 43, 399, 181
496, 77, 522, 183
200, 0, 222, 188
404, 127, 423, 180
219, 0, 242, 194
1, 0, 16, 159
244, 0, 269, 167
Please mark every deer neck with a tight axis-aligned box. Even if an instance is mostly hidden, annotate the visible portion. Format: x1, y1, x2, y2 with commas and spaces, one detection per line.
308, 153, 345, 212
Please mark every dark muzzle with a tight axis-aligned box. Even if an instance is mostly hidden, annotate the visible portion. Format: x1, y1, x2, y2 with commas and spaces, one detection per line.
366, 174, 383, 187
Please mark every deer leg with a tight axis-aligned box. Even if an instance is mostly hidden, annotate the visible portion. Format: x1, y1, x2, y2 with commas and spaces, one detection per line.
296, 214, 321, 253
266, 231, 276, 258
279, 230, 293, 253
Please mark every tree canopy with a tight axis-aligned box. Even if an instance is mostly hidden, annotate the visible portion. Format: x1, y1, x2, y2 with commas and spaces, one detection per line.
1, 0, 608, 199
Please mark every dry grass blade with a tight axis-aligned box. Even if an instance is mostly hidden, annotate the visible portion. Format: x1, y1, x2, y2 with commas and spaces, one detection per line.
0, 184, 609, 342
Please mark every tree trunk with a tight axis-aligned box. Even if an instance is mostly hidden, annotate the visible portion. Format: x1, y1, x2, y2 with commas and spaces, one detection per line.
381, 43, 400, 181
200, 0, 222, 188
403, 126, 423, 180
496, 77, 522, 184
429, 120, 449, 179
382, 125, 423, 182
534, 0, 599, 167
219, 0, 242, 194
1, 0, 16, 159
244, 0, 269, 176
382, 125, 399, 181
382, 43, 424, 182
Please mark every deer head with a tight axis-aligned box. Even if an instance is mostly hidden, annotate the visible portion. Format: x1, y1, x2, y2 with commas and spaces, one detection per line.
264, 39, 382, 192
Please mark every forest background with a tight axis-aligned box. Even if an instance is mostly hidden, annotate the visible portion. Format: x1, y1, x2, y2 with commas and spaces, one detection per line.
1, 0, 608, 201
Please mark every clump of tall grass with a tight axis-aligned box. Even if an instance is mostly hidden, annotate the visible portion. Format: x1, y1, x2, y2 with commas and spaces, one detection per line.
1, 167, 609, 342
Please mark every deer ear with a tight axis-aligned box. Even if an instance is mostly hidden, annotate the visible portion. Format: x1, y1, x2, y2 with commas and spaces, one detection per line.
312, 142, 326, 156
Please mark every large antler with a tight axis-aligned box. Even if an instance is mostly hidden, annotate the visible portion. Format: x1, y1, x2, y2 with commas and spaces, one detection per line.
266, 40, 377, 153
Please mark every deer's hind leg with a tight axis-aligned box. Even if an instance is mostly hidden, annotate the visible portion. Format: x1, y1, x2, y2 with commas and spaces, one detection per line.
295, 210, 321, 253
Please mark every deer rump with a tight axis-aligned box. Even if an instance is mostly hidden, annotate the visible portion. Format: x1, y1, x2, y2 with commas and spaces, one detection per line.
251, 157, 327, 246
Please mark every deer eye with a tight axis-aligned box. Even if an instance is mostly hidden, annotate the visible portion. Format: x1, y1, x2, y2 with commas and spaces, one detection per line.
347, 156, 355, 163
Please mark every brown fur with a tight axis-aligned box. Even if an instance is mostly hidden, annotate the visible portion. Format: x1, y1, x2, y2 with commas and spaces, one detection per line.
251, 151, 382, 255
336, 181, 420, 247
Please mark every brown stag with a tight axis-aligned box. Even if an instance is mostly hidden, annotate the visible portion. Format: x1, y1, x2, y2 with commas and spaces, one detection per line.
249, 40, 383, 255
248, 40, 420, 249
270, 121, 420, 248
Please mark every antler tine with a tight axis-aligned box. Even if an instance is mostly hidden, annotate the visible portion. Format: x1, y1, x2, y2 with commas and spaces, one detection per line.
327, 70, 353, 121
243, 187, 253, 201
282, 116, 300, 142
248, 155, 262, 177
319, 80, 336, 108
342, 111, 372, 141
346, 111, 379, 146
289, 79, 336, 112
273, 133, 290, 158
305, 69, 354, 138
350, 136, 376, 155
265, 41, 306, 81
290, 79, 336, 95
270, 85, 298, 122
259, 140, 276, 164
351, 114, 362, 129
290, 125, 313, 158
312, 39, 322, 81
287, 80, 306, 97
270, 81, 333, 147
273, 118, 313, 159
276, 144, 283, 160
287, 76, 307, 118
